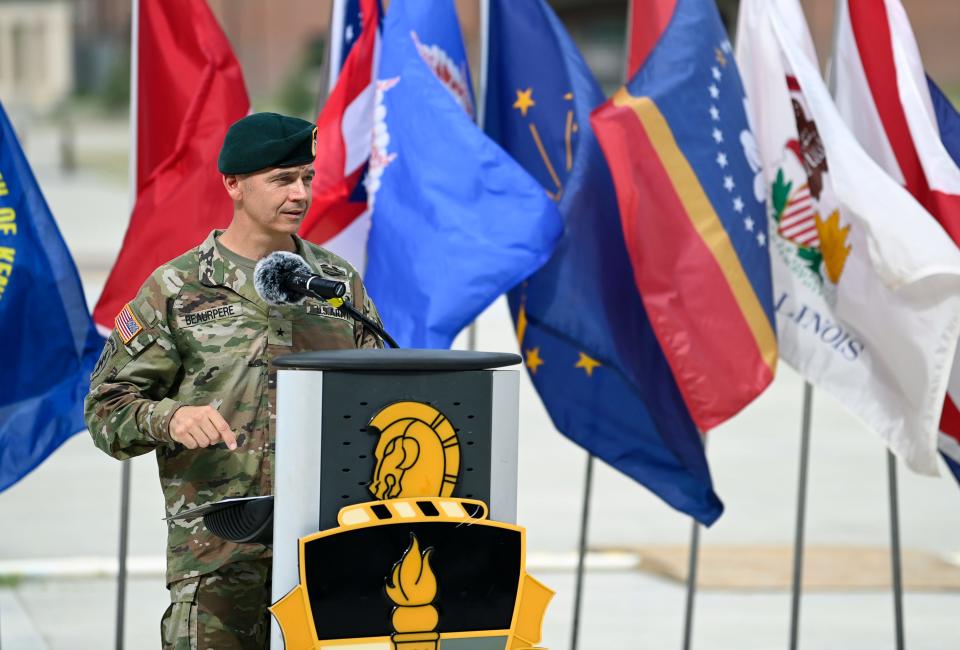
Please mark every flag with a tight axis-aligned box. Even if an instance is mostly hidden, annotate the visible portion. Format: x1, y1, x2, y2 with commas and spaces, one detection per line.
485, 0, 722, 523
363, 0, 562, 349
928, 78, 960, 168
737, 0, 960, 474
591, 0, 778, 431
926, 81, 960, 483
833, 0, 960, 486
0, 102, 102, 491
300, 0, 381, 270
92, 0, 250, 332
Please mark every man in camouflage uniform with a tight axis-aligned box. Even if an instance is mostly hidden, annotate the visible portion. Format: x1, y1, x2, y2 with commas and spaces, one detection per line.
85, 113, 383, 649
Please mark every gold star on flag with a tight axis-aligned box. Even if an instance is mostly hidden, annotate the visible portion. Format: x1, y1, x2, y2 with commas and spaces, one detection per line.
525, 347, 545, 374
513, 88, 535, 117
574, 352, 601, 377
516, 304, 528, 345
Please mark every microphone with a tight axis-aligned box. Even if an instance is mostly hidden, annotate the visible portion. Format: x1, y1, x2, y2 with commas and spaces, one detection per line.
253, 251, 399, 348
253, 251, 346, 306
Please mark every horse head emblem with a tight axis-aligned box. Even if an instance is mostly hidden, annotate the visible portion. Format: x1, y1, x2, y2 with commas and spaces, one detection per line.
368, 402, 460, 500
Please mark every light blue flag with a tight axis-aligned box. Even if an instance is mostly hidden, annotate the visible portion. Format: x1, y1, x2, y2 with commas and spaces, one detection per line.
364, 0, 562, 348
0, 102, 101, 491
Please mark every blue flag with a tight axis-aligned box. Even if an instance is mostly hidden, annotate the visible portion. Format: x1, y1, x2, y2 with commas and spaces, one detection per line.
0, 103, 101, 491
484, 0, 722, 523
929, 77, 960, 170
364, 0, 562, 349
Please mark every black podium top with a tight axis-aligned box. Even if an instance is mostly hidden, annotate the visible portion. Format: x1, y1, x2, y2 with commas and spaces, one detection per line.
273, 348, 522, 371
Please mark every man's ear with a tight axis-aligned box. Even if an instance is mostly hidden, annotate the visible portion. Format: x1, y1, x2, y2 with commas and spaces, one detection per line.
223, 173, 243, 201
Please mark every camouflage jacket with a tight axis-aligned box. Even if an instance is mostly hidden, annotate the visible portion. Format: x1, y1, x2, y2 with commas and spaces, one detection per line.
85, 230, 383, 584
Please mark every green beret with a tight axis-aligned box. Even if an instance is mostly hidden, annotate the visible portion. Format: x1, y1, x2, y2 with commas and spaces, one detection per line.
218, 112, 318, 174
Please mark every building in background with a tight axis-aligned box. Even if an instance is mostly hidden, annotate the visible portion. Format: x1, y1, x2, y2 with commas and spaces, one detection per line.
0, 1, 73, 113
0, 0, 956, 117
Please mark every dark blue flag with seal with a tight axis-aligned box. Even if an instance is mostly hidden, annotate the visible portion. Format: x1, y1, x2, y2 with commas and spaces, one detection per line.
484, 0, 722, 523
0, 102, 101, 491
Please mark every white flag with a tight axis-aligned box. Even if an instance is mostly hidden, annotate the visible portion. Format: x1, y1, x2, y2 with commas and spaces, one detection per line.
832, 0, 960, 471
736, 0, 960, 475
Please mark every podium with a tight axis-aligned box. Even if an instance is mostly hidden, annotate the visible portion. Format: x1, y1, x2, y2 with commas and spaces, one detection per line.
270, 349, 529, 649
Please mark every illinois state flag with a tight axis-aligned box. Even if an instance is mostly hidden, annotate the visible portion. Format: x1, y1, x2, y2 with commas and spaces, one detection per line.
737, 0, 960, 474
0, 103, 102, 491
591, 0, 778, 432
485, 0, 722, 523
363, 0, 561, 349
832, 0, 960, 483
92, 0, 249, 332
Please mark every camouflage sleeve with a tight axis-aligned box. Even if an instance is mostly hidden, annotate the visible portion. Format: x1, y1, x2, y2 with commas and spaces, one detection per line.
84, 282, 183, 460
351, 274, 385, 349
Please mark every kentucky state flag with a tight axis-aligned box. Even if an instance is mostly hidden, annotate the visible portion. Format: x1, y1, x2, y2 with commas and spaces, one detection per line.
591, 0, 778, 432
0, 103, 101, 491
485, 0, 722, 523
364, 0, 561, 349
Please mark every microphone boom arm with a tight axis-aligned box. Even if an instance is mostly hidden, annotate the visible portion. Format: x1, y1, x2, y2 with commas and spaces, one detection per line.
315, 293, 399, 349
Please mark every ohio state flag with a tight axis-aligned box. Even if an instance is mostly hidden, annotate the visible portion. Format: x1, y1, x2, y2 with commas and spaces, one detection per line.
832, 0, 960, 482
737, 0, 960, 475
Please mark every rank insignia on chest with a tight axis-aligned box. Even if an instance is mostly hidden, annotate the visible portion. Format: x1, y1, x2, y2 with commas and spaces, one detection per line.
115, 303, 144, 344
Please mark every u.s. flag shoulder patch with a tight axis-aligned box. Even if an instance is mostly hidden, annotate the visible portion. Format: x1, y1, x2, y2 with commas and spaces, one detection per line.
115, 303, 144, 344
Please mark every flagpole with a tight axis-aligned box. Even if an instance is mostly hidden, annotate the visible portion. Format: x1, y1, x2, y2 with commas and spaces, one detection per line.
327, 0, 348, 94
825, 2, 906, 646
315, 0, 342, 117
682, 510, 702, 650
465, 0, 491, 353
570, 453, 594, 650
788, 382, 814, 650
886, 451, 906, 650
115, 3, 139, 649
571, 2, 636, 643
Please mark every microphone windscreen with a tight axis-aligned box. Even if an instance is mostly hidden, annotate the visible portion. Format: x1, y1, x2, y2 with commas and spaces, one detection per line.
254, 251, 312, 305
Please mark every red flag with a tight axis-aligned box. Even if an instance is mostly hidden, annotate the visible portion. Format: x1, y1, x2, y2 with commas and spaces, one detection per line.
92, 0, 249, 332
625, 0, 676, 79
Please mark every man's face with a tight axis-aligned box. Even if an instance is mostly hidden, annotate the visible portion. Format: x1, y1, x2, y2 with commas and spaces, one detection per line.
230, 164, 316, 234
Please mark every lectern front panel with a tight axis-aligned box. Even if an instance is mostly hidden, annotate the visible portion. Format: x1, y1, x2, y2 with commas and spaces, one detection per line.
317, 370, 494, 531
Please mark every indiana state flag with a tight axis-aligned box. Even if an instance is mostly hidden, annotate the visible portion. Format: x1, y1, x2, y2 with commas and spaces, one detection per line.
364, 0, 561, 348
592, 0, 778, 432
485, 0, 722, 523
0, 103, 101, 491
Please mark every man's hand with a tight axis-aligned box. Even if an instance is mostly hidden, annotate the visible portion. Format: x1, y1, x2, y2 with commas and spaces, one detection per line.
168, 405, 238, 450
